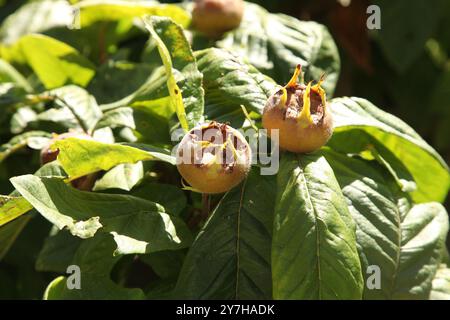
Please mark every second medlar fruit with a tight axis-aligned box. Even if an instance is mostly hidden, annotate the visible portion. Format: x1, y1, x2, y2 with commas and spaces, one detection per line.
262, 65, 333, 153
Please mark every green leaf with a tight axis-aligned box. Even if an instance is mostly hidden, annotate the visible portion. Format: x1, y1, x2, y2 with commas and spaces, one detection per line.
0, 0, 73, 45
10, 175, 192, 255
0, 82, 28, 108
0, 196, 33, 227
1, 34, 95, 89
76, 0, 190, 29
272, 153, 363, 300
94, 107, 135, 130
93, 162, 144, 192
175, 169, 275, 299
130, 182, 187, 217
0, 131, 51, 162
10, 106, 37, 134
212, 2, 340, 95
330, 97, 450, 203
429, 265, 450, 300
324, 150, 449, 299
373, 0, 443, 73
36, 229, 82, 273
141, 249, 185, 280
47, 85, 102, 133
144, 16, 204, 131
195, 48, 277, 127
0, 58, 31, 91
0, 215, 32, 260
0, 162, 68, 230
53, 137, 174, 179
95, 105, 171, 145
88, 61, 154, 105
44, 234, 145, 300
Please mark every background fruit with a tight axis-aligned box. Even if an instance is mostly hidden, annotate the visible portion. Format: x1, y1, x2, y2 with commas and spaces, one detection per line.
192, 0, 244, 38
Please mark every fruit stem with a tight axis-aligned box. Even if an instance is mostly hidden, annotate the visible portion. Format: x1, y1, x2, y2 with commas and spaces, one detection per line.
286, 64, 302, 88
297, 82, 313, 127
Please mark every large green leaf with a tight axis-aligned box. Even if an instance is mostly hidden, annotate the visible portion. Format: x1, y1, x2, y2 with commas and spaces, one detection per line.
195, 48, 277, 127
208, 2, 340, 95
324, 150, 449, 299
52, 137, 174, 179
0, 0, 73, 45
0, 34, 95, 89
272, 153, 363, 300
175, 169, 275, 299
76, 0, 190, 29
329, 97, 450, 203
10, 175, 192, 255
144, 16, 204, 131
44, 234, 145, 300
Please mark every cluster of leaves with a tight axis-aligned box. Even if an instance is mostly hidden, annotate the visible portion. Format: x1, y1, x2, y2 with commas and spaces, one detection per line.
0, 0, 449, 300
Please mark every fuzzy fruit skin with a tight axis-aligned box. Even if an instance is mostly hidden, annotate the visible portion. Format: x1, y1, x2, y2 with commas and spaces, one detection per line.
192, 0, 244, 38
262, 101, 333, 153
176, 123, 251, 194
262, 81, 334, 154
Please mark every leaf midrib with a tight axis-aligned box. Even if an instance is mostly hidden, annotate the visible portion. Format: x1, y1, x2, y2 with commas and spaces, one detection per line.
297, 155, 322, 299
234, 177, 248, 300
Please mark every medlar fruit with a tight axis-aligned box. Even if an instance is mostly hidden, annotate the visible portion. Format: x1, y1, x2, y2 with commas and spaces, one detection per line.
262, 65, 333, 153
176, 122, 251, 194
192, 0, 244, 38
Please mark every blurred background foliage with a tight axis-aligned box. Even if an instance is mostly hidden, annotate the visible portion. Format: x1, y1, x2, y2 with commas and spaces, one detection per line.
0, 0, 449, 298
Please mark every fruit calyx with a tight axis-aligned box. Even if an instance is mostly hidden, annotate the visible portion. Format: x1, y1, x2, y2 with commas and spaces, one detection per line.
278, 64, 328, 128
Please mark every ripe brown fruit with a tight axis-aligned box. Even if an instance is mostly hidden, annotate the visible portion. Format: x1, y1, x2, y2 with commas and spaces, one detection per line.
192, 0, 244, 38
176, 122, 251, 194
262, 65, 333, 153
